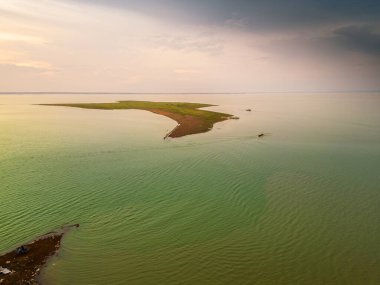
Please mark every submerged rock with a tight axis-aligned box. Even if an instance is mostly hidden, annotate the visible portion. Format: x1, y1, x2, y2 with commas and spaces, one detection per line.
0, 266, 11, 275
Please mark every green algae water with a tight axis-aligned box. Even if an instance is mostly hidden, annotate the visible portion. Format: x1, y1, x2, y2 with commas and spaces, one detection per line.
1, 93, 380, 284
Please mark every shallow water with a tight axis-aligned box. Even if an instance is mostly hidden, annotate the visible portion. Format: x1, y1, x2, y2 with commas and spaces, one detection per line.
1, 93, 379, 284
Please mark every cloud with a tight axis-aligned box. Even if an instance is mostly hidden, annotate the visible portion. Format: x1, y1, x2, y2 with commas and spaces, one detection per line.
0, 61, 55, 73
152, 33, 224, 55
1, 0, 379, 92
74, 0, 380, 32
174, 69, 200, 74
0, 32, 47, 44
0, 62, 51, 71
12, 61, 53, 70
0, 45, 54, 72
330, 25, 380, 56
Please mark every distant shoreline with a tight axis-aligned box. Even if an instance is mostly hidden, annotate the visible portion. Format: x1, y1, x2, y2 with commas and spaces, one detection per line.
1, 91, 379, 95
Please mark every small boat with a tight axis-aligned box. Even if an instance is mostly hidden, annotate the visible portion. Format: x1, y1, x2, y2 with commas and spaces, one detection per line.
258, 133, 264, 138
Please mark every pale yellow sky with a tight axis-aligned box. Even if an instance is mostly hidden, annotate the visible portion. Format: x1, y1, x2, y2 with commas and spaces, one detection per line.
1, 0, 379, 92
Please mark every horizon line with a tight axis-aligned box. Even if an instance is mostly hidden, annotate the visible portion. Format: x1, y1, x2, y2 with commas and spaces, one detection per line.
1, 90, 379, 95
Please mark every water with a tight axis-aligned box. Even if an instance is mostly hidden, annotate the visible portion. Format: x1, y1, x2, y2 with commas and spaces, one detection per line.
1, 93, 379, 284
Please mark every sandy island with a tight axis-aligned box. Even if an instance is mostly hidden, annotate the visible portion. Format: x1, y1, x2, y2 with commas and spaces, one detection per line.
41, 101, 238, 138
0, 224, 79, 285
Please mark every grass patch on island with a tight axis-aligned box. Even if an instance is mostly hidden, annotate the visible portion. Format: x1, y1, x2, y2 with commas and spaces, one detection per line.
42, 101, 237, 138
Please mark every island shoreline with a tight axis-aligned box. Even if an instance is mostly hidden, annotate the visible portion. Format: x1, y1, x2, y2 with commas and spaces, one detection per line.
0, 224, 79, 285
40, 101, 238, 138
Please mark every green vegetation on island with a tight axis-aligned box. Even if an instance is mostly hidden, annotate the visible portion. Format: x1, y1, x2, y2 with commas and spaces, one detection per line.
42, 101, 237, 138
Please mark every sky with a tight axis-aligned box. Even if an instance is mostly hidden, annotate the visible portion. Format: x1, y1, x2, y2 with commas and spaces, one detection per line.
0, 0, 379, 92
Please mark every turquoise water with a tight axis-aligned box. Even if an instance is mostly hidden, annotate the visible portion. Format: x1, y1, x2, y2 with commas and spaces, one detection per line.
1, 93, 379, 284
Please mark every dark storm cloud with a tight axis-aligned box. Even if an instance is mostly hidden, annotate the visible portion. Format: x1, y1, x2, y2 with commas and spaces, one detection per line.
265, 24, 380, 58
330, 25, 380, 55
72, 0, 380, 58
75, 0, 380, 31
